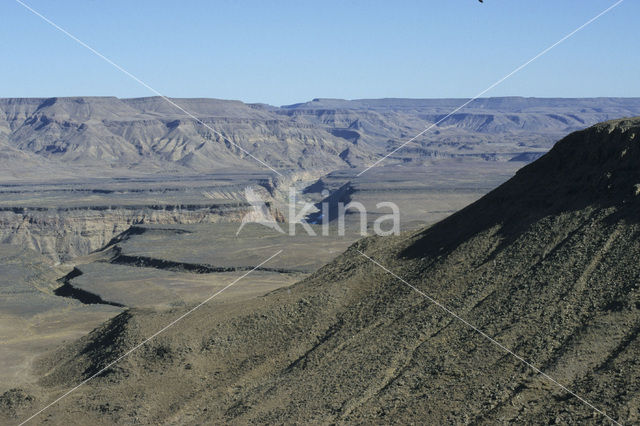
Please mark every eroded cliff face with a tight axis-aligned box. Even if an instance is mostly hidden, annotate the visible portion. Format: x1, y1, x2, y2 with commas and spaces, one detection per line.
0, 204, 252, 263
0, 165, 309, 263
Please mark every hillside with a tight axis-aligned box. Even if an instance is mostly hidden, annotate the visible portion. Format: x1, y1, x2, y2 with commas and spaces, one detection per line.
4, 118, 640, 424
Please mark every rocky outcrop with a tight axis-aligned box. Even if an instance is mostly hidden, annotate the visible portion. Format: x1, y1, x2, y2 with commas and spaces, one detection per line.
53, 267, 124, 307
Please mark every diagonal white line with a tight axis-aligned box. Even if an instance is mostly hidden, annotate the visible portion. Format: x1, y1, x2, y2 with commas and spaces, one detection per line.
14, 0, 283, 177
357, 250, 621, 425
18, 249, 283, 426
356, 0, 626, 176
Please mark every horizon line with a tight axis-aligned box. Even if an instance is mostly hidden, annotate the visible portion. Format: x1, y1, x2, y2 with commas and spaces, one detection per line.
2, 94, 640, 108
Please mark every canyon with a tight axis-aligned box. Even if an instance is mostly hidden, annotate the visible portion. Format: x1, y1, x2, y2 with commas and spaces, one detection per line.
4, 116, 639, 424
3, 96, 640, 264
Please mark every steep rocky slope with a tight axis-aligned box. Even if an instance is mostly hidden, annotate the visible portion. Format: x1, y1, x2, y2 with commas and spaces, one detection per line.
5, 118, 640, 424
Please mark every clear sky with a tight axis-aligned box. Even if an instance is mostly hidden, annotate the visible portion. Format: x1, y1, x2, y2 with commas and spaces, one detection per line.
0, 0, 637, 106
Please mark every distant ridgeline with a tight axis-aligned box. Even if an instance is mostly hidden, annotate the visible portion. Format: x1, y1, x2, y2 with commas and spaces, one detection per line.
1, 96, 640, 178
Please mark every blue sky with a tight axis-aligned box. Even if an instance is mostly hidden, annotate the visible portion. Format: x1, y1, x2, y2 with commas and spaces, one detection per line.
0, 0, 636, 105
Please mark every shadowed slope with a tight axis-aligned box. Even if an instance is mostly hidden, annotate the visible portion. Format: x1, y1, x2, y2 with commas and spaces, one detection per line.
402, 117, 640, 259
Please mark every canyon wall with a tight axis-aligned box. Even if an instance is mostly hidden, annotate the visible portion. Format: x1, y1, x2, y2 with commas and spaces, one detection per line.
0, 204, 251, 263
